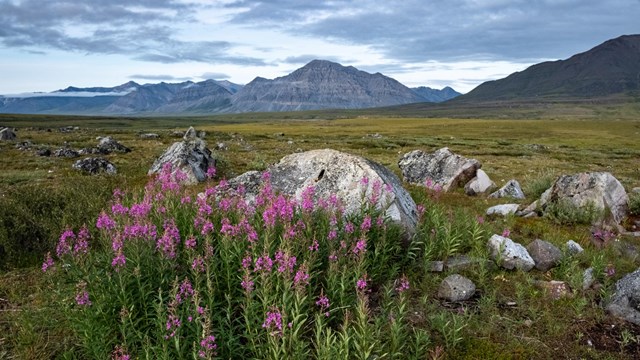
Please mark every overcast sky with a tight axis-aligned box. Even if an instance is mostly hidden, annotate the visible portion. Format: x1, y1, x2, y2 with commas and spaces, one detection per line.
1, 0, 638, 94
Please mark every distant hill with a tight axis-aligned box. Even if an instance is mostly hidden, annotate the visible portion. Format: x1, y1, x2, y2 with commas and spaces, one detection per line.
412, 86, 461, 102
230, 60, 426, 112
457, 34, 640, 102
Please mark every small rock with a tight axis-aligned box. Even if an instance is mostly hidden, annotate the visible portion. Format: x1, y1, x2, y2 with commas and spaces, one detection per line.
72, 157, 117, 175
140, 133, 160, 139
464, 169, 496, 196
486, 204, 520, 217
437, 274, 476, 302
565, 240, 584, 255
583, 267, 595, 290
606, 268, 640, 325
398, 147, 481, 192
487, 234, 535, 271
428, 261, 445, 272
97, 136, 131, 154
0, 127, 17, 141
36, 148, 51, 157
526, 239, 563, 272
534, 280, 572, 300
53, 148, 80, 158
215, 142, 228, 151
489, 179, 525, 200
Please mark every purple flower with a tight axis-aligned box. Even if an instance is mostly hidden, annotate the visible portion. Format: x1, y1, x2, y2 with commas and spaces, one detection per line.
476, 216, 485, 224
360, 216, 372, 233
395, 275, 410, 293
192, 256, 205, 273
185, 236, 197, 249
111, 251, 126, 271
96, 211, 116, 230
112, 345, 130, 360
176, 278, 194, 304
344, 222, 355, 234
262, 308, 283, 336
316, 294, 330, 316
254, 255, 273, 273
356, 275, 368, 291
275, 251, 296, 274
73, 226, 90, 256
206, 166, 217, 179
502, 229, 510, 237
328, 252, 338, 262
241, 274, 254, 293
327, 229, 337, 241
41, 252, 54, 272
75, 290, 91, 306
157, 220, 180, 259
201, 221, 215, 236
308, 239, 319, 252
301, 185, 315, 212
56, 229, 75, 257
111, 203, 129, 215
242, 255, 252, 269
294, 267, 310, 288
360, 177, 369, 186
199, 335, 218, 358
129, 202, 152, 218
352, 238, 367, 255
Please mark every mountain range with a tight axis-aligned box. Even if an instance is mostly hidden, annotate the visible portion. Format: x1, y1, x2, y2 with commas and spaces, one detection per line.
0, 60, 460, 115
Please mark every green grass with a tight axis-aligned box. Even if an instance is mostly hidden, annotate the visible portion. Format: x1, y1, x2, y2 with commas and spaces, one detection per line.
1, 111, 640, 359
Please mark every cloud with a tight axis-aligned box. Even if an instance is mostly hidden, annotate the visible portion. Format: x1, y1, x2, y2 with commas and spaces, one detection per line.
0, 0, 264, 65
200, 72, 230, 79
281, 54, 351, 64
129, 74, 192, 82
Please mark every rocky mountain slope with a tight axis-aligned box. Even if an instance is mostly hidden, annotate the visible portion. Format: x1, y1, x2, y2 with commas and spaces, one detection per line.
412, 86, 461, 102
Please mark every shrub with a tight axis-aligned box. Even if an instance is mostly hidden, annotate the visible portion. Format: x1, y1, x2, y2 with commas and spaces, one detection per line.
543, 199, 602, 225
523, 171, 556, 200
628, 192, 640, 216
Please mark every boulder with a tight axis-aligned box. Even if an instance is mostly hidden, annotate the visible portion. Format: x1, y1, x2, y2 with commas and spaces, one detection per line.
487, 234, 535, 271
230, 149, 418, 234
489, 179, 525, 200
464, 169, 496, 196
97, 136, 131, 154
486, 204, 520, 217
0, 127, 16, 141
526, 239, 563, 272
565, 240, 584, 256
148, 127, 216, 184
542, 172, 628, 225
606, 268, 640, 325
36, 148, 51, 157
72, 157, 117, 175
54, 148, 80, 158
398, 147, 480, 191
437, 274, 476, 301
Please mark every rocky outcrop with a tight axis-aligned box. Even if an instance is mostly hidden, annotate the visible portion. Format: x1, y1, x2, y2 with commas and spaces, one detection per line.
464, 169, 496, 196
0, 127, 16, 141
398, 148, 480, 191
526, 239, 563, 272
72, 157, 117, 175
487, 234, 535, 271
148, 127, 216, 184
606, 268, 640, 325
489, 180, 525, 200
541, 172, 628, 224
437, 274, 476, 302
54, 148, 80, 158
230, 149, 418, 234
97, 137, 131, 154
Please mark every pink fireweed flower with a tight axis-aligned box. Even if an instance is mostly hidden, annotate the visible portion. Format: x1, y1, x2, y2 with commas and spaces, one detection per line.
395, 275, 410, 293
476, 216, 485, 224
241, 273, 254, 293
129, 202, 152, 218
376, 216, 385, 228
41, 252, 54, 272
218, 198, 232, 212
176, 278, 195, 304
111, 251, 126, 271
316, 294, 330, 317
502, 228, 511, 237
96, 211, 116, 230
606, 264, 616, 277
113, 188, 125, 200
111, 203, 129, 215
275, 251, 297, 274
56, 229, 75, 257
157, 221, 180, 259
356, 275, 368, 291
262, 308, 283, 336
327, 229, 337, 241
242, 255, 252, 269
416, 204, 426, 221
206, 166, 217, 179
301, 185, 315, 212
294, 267, 310, 288
201, 221, 214, 236
185, 236, 197, 249
254, 255, 273, 273
344, 222, 355, 234
192, 256, 205, 273
112, 345, 130, 360
328, 252, 338, 262
73, 226, 90, 256
360, 176, 369, 186
360, 216, 372, 233
199, 335, 218, 358
165, 314, 182, 339
180, 196, 192, 204
75, 290, 91, 306
352, 238, 367, 255
369, 180, 382, 204
220, 218, 237, 236
308, 239, 319, 252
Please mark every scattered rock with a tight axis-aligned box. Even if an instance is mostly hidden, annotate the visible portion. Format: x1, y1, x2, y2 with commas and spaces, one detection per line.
428, 261, 445, 272
542, 172, 628, 225
534, 280, 572, 300
72, 157, 117, 175
566, 240, 585, 255
632, 187, 640, 194
14, 140, 32, 150
487, 234, 535, 271
53, 148, 80, 158
0, 127, 16, 141
398, 147, 480, 191
78, 147, 100, 155
526, 239, 563, 272
606, 268, 640, 325
583, 268, 595, 290
486, 203, 520, 217
365, 133, 383, 139
464, 169, 496, 196
438, 274, 476, 302
489, 179, 525, 200
215, 142, 228, 151
36, 148, 51, 157
148, 127, 216, 184
140, 133, 160, 139
230, 149, 418, 234
98, 136, 131, 154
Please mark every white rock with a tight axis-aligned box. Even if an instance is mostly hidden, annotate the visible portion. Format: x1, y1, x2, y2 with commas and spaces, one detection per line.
487, 234, 535, 271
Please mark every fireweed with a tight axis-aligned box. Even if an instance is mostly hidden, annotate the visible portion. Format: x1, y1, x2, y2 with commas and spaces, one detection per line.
42, 163, 427, 358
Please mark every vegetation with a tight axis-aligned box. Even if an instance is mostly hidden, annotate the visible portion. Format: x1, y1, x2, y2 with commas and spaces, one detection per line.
1, 112, 640, 359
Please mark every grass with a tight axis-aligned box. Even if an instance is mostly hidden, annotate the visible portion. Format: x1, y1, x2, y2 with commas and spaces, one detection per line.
1, 111, 640, 359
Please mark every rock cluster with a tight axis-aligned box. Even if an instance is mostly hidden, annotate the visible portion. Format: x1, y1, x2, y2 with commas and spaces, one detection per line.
72, 157, 117, 175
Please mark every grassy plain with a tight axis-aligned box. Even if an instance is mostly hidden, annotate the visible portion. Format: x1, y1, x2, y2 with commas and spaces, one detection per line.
1, 107, 640, 358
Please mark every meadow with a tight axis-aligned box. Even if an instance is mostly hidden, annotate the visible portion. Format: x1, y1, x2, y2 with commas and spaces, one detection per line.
1, 109, 640, 359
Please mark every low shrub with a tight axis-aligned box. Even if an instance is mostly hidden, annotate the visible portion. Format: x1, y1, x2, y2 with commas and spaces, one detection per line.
543, 199, 602, 225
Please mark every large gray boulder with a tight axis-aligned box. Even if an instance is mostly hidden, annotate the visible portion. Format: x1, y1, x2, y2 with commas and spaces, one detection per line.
398, 147, 480, 192
487, 234, 535, 271
526, 239, 563, 272
97, 136, 131, 154
72, 157, 117, 175
437, 274, 476, 302
231, 149, 418, 234
0, 127, 16, 141
464, 169, 496, 196
486, 203, 520, 217
606, 268, 640, 325
148, 127, 216, 184
541, 172, 628, 225
489, 179, 525, 200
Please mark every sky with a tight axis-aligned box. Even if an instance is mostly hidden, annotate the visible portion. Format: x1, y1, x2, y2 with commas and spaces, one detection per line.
0, 0, 639, 95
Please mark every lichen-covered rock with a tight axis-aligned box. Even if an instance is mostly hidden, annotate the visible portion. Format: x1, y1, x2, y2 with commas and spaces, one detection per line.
438, 274, 476, 301
542, 172, 628, 225
487, 234, 535, 271
464, 169, 496, 196
566, 240, 585, 255
97, 136, 131, 154
0, 127, 17, 141
526, 239, 563, 272
230, 149, 418, 234
606, 268, 640, 325
148, 127, 216, 184
398, 147, 480, 191
54, 148, 80, 158
486, 204, 520, 217
489, 179, 525, 200
72, 157, 117, 175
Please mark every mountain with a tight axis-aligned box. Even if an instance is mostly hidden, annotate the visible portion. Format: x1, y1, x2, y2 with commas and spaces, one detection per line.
412, 86, 461, 102
457, 34, 640, 102
154, 80, 233, 113
230, 60, 426, 112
